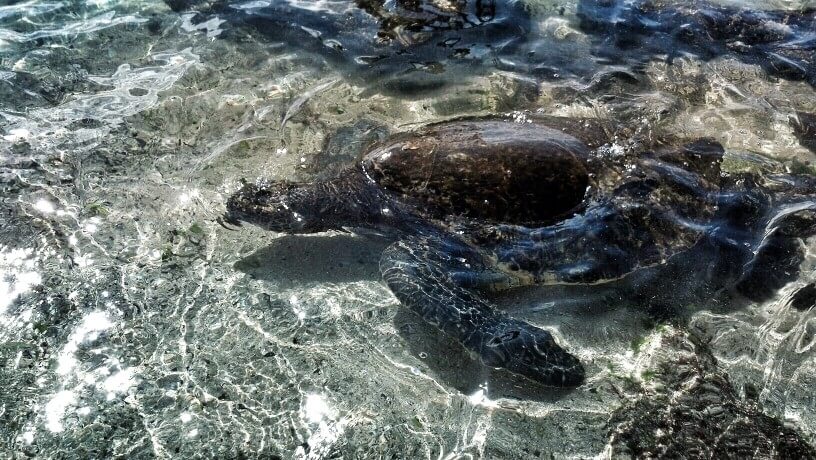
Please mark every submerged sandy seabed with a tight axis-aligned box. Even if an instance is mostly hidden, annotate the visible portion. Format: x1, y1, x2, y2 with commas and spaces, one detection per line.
1, 0, 816, 458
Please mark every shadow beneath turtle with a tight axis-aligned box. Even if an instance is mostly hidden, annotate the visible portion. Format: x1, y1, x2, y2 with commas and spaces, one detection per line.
233, 233, 390, 288
236, 232, 579, 401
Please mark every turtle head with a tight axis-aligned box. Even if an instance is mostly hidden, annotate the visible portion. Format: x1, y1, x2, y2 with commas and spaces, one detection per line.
224, 181, 329, 233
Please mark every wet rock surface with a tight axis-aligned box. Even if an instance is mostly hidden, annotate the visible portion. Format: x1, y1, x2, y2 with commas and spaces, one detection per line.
167, 0, 533, 95
607, 329, 816, 459
578, 0, 816, 87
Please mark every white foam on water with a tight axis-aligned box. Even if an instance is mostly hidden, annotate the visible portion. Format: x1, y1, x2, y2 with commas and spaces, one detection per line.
0, 1, 63, 22
302, 393, 334, 424
29, 308, 139, 440
101, 368, 136, 397
233, 0, 356, 15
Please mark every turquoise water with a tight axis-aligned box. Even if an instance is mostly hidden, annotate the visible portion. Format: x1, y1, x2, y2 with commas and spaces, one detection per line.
1, 1, 815, 458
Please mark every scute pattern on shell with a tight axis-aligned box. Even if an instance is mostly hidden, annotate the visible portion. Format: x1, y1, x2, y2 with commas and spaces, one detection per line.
362, 120, 594, 226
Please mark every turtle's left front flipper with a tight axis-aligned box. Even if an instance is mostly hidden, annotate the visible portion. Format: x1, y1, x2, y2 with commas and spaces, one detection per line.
380, 234, 585, 387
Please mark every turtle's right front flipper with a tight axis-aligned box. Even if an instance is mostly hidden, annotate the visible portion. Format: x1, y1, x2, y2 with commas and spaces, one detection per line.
380, 235, 585, 387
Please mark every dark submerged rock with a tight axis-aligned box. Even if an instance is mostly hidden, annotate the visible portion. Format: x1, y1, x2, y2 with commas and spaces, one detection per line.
165, 0, 532, 95
577, 0, 816, 86
607, 330, 816, 458
792, 111, 816, 153
167, 0, 816, 95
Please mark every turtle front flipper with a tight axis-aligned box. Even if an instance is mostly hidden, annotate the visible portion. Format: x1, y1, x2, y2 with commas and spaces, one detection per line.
380, 234, 585, 387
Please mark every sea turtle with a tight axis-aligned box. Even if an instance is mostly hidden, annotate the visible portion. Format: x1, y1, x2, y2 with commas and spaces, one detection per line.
224, 117, 750, 386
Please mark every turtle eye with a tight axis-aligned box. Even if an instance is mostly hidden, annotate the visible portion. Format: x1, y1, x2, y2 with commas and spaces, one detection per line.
253, 189, 274, 205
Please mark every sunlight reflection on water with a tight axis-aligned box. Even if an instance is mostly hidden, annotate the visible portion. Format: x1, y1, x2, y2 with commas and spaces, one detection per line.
0, 247, 41, 315
1, 0, 815, 457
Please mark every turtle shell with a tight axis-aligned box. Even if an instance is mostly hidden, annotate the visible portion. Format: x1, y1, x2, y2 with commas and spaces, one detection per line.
361, 120, 592, 226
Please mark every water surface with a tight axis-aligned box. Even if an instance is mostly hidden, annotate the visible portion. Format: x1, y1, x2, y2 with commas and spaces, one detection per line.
1, 0, 816, 457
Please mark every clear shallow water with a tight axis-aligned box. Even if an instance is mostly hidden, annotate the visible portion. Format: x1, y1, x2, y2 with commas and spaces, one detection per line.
0, 0, 815, 458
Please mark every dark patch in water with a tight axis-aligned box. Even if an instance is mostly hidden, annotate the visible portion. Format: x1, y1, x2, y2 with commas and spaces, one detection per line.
790, 282, 816, 311
167, 0, 531, 95
354, 0, 504, 44
792, 111, 816, 153
577, 0, 816, 86
608, 330, 816, 458
736, 206, 816, 301
168, 0, 816, 96
67, 118, 105, 130
234, 234, 389, 287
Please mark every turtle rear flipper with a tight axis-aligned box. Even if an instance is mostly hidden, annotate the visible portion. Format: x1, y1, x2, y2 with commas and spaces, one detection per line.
736, 204, 816, 301
380, 234, 585, 387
